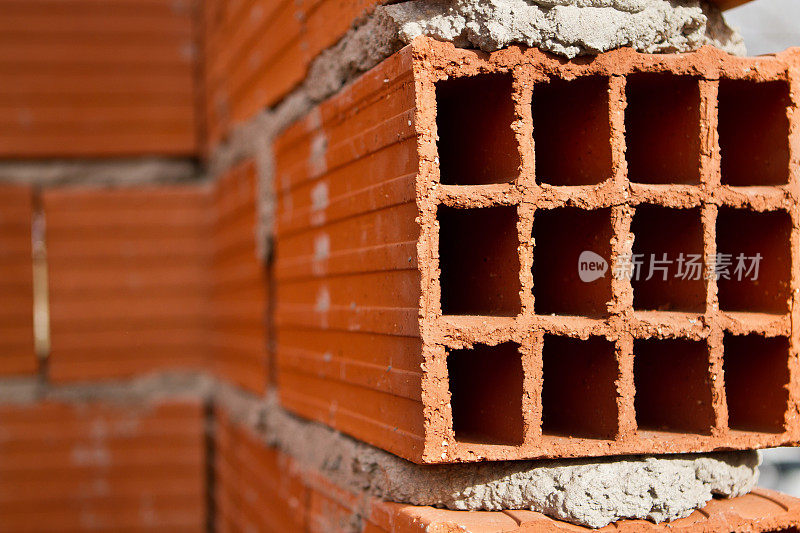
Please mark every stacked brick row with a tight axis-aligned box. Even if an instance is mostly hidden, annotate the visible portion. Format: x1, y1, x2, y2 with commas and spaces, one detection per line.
0, 184, 35, 376
202, 0, 385, 147
272, 38, 800, 464
213, 405, 800, 533
0, 399, 207, 532
0, 0, 200, 157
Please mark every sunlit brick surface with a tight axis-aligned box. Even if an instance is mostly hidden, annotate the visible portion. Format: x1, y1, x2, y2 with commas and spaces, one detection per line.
274, 37, 800, 463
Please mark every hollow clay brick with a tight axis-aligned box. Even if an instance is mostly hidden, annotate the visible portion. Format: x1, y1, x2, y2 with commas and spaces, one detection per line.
44, 185, 214, 382
0, 0, 200, 157
0, 184, 35, 376
0, 399, 206, 532
273, 37, 800, 463
211, 160, 270, 393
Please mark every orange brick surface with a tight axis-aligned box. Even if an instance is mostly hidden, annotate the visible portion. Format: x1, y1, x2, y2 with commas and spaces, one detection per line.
0, 184, 35, 376
0, 0, 201, 157
211, 160, 269, 393
0, 399, 206, 532
44, 186, 213, 382
273, 38, 800, 463
273, 49, 425, 461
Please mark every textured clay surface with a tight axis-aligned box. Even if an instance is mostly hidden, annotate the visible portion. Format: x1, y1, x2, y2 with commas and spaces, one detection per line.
273, 37, 800, 464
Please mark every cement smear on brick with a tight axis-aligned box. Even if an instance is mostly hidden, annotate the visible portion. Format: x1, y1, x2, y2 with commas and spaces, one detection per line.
380, 0, 745, 58
224, 387, 760, 528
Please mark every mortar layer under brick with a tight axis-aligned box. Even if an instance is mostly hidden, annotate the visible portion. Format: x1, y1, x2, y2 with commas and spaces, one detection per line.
273, 37, 800, 464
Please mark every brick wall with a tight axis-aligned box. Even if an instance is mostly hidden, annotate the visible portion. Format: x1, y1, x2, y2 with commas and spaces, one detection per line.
0, 0, 201, 157
0, 399, 207, 532
44, 186, 213, 382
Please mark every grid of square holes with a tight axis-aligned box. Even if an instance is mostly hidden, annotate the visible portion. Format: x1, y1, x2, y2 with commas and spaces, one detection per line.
432, 68, 796, 447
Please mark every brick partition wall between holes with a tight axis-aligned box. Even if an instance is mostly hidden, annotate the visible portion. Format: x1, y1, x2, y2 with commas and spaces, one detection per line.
273, 37, 800, 464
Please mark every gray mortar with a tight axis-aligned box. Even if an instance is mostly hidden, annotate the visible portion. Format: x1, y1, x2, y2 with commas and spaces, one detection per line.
381, 0, 745, 58
0, 373, 762, 528
0, 157, 203, 187
216, 384, 760, 529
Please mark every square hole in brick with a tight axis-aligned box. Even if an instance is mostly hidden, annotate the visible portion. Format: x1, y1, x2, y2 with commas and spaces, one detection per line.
634, 338, 715, 434
631, 206, 705, 312
448, 342, 524, 445
719, 79, 790, 186
533, 76, 613, 186
542, 335, 619, 439
625, 74, 701, 184
439, 205, 521, 316
724, 334, 790, 433
716, 208, 791, 314
533, 207, 613, 317
436, 73, 520, 185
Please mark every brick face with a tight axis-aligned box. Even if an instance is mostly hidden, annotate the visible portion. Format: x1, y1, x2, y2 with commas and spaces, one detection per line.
272, 38, 800, 463
273, 48, 425, 461
0, 0, 201, 157
0, 399, 206, 532
44, 186, 213, 382
0, 184, 35, 376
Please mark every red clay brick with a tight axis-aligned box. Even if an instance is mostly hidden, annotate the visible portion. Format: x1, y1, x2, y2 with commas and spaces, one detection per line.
0, 399, 206, 532
0, 183, 35, 376
211, 159, 269, 393
44, 185, 213, 382
273, 38, 800, 463
0, 0, 200, 157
